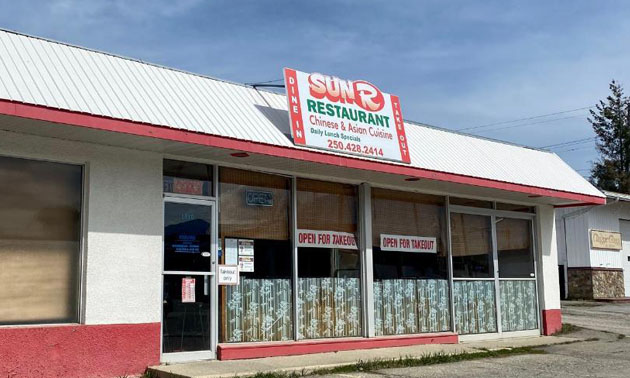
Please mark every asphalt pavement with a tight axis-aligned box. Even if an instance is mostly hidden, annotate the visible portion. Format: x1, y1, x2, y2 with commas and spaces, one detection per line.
319, 301, 630, 378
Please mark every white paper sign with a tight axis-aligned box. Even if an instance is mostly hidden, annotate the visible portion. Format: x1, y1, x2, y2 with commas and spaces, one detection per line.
238, 256, 254, 272
380, 234, 437, 253
284, 68, 410, 163
218, 265, 239, 285
238, 239, 254, 256
181, 277, 196, 302
297, 229, 358, 250
225, 238, 238, 265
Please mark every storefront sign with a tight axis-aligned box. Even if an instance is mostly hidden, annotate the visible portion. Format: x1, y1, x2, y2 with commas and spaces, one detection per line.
297, 229, 358, 250
246, 190, 273, 206
284, 68, 411, 163
238, 239, 254, 256
218, 265, 239, 285
172, 234, 200, 254
239, 256, 254, 272
380, 234, 437, 253
181, 277, 196, 302
590, 230, 622, 250
172, 177, 204, 196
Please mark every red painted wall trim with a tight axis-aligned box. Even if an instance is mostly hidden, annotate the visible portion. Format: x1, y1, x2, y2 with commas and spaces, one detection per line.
217, 332, 458, 360
0, 323, 160, 378
542, 309, 562, 336
0, 99, 606, 205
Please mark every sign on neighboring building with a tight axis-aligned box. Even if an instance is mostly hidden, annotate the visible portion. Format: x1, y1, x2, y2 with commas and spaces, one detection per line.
590, 229, 622, 250
296, 229, 358, 250
284, 68, 411, 163
380, 234, 437, 253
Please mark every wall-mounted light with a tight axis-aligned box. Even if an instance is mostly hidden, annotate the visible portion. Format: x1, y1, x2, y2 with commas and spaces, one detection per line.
405, 177, 420, 182
230, 152, 249, 158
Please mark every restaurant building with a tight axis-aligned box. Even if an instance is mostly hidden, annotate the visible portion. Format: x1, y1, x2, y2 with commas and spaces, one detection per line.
0, 29, 605, 377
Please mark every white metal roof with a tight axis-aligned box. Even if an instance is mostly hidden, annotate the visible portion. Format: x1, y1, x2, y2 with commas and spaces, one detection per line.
602, 190, 630, 202
0, 29, 604, 199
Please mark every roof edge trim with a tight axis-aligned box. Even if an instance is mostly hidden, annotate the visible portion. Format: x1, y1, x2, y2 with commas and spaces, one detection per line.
0, 99, 606, 206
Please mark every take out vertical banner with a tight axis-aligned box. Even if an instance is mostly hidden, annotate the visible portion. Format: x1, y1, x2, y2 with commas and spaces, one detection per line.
283, 68, 411, 164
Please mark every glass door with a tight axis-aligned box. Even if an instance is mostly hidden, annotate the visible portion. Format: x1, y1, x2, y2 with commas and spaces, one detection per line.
162, 196, 215, 360
496, 217, 539, 332
450, 212, 498, 335
449, 204, 539, 336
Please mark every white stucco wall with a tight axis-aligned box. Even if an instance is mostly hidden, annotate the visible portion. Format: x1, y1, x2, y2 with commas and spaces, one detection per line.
536, 204, 560, 310
0, 129, 163, 325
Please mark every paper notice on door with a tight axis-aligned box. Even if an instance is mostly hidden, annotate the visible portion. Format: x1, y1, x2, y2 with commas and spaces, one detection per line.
218, 265, 239, 285
238, 255, 254, 272
238, 239, 254, 256
225, 238, 238, 265
182, 277, 196, 303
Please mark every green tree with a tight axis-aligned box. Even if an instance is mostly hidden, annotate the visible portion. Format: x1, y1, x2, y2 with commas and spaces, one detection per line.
589, 80, 630, 193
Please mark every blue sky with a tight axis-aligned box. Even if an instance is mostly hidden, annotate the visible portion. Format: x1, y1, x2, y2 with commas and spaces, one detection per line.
1, 1, 630, 175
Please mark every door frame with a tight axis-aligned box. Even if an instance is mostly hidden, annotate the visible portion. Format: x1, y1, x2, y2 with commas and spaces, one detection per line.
161, 194, 218, 363
448, 204, 540, 337
619, 219, 630, 297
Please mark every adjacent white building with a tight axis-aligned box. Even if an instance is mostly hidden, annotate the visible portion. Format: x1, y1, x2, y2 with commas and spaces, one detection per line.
557, 191, 630, 299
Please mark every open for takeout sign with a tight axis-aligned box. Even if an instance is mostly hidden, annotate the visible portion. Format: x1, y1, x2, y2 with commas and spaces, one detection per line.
380, 234, 436, 253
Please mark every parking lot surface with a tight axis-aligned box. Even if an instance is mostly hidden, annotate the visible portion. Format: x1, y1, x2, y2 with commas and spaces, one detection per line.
319, 302, 630, 378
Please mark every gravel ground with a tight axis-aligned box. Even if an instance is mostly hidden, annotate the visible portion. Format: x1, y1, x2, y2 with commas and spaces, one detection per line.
562, 300, 630, 336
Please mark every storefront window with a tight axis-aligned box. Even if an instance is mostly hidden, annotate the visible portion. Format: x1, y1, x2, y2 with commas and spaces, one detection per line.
163, 159, 213, 196
497, 218, 535, 278
450, 213, 494, 278
0, 156, 82, 325
449, 197, 493, 209
371, 189, 450, 335
495, 202, 535, 213
297, 179, 361, 339
219, 168, 292, 342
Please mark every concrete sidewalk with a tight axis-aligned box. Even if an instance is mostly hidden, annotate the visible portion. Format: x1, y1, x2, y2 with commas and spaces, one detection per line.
149, 335, 577, 378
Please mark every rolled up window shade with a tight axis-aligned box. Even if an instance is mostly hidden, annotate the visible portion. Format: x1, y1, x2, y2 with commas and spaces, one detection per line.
297, 179, 357, 233
450, 213, 492, 257
496, 218, 530, 251
219, 167, 290, 241
371, 188, 444, 250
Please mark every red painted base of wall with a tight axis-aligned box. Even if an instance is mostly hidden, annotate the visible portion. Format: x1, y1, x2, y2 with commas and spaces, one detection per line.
0, 323, 160, 378
217, 332, 458, 360
542, 309, 562, 335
